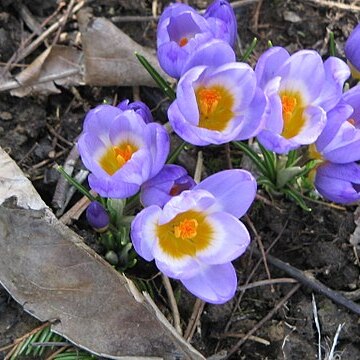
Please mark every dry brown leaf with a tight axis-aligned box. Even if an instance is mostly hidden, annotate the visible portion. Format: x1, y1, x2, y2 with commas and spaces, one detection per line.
10, 45, 83, 97
78, 9, 163, 87
0, 147, 204, 360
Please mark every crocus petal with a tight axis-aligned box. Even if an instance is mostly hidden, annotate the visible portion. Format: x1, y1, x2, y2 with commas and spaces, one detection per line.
181, 263, 237, 304
289, 105, 326, 144
182, 39, 236, 75
345, 24, 360, 77
314, 57, 350, 112
204, 0, 237, 46
194, 169, 256, 218
321, 122, 360, 163
278, 50, 325, 102
197, 212, 250, 264
130, 205, 161, 261
117, 99, 153, 124
316, 100, 354, 152
343, 84, 360, 125
255, 47, 290, 89
315, 162, 360, 204
88, 173, 140, 199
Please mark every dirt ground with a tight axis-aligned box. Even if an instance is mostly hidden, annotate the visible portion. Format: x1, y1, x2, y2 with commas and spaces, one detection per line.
0, 0, 360, 359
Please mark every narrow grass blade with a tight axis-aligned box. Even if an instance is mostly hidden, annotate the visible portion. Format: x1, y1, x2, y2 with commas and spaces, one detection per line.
241, 37, 257, 62
135, 52, 176, 101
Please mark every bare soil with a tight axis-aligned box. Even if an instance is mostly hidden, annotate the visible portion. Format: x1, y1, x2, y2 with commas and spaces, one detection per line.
0, 0, 360, 359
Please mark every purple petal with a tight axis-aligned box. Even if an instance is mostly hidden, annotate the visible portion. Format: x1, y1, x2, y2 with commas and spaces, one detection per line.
322, 122, 360, 163
194, 169, 257, 218
316, 100, 354, 152
343, 84, 360, 125
157, 42, 189, 78
131, 205, 161, 261
278, 50, 325, 102
345, 24, 360, 73
86, 201, 109, 231
197, 212, 250, 264
88, 173, 140, 198
255, 47, 290, 89
315, 162, 360, 204
182, 39, 236, 75
181, 263, 237, 304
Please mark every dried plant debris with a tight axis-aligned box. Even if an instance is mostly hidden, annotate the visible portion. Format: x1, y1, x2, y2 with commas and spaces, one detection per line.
0, 147, 204, 359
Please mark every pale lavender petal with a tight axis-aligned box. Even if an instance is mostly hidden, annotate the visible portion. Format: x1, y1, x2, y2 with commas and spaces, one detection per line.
145, 123, 170, 177
315, 162, 360, 204
235, 87, 266, 140
197, 212, 250, 264
316, 101, 354, 152
181, 263, 237, 304
157, 42, 189, 78
257, 129, 299, 154
88, 173, 140, 199
155, 257, 201, 280
314, 57, 350, 112
322, 122, 360, 163
345, 24, 360, 73
278, 50, 325, 102
289, 105, 326, 144
343, 84, 360, 125
255, 47, 290, 89
159, 189, 217, 225
194, 169, 257, 218
182, 39, 235, 75
131, 205, 161, 261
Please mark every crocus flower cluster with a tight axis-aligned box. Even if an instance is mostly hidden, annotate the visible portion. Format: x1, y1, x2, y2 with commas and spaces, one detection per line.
76, 0, 360, 305
309, 85, 360, 203
77, 103, 169, 198
157, 1, 237, 78
132, 170, 256, 304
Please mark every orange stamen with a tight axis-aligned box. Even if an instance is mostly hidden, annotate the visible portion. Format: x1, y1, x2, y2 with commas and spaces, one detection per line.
179, 37, 188, 47
174, 218, 198, 239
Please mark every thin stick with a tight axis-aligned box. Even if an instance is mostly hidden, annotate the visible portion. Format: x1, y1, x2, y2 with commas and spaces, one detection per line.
184, 298, 205, 342
45, 345, 70, 360
304, 0, 360, 12
237, 277, 298, 291
161, 273, 182, 335
253, 248, 360, 316
214, 332, 270, 346
224, 284, 301, 359
245, 215, 274, 292
194, 150, 203, 183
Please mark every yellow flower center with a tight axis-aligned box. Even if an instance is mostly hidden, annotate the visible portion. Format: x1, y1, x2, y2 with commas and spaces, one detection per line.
280, 91, 305, 139
99, 142, 138, 175
179, 37, 188, 47
157, 211, 213, 259
308, 143, 323, 161
195, 86, 234, 131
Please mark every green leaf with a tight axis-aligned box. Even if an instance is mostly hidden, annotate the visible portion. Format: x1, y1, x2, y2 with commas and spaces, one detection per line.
258, 142, 277, 183
56, 165, 96, 202
241, 37, 258, 62
329, 31, 336, 57
283, 188, 312, 212
232, 141, 269, 178
167, 141, 187, 164
276, 166, 304, 189
135, 52, 176, 101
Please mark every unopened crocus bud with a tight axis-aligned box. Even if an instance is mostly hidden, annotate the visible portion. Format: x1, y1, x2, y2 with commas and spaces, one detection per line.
204, 0, 237, 47
345, 24, 360, 79
117, 99, 154, 124
140, 164, 196, 207
86, 201, 110, 232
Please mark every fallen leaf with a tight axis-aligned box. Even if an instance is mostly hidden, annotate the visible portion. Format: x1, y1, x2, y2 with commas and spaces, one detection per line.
11, 45, 83, 97
78, 9, 163, 87
0, 147, 204, 360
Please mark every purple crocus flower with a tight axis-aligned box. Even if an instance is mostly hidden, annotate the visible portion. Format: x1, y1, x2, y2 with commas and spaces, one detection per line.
308, 85, 360, 203
77, 104, 169, 198
168, 62, 266, 145
314, 162, 360, 204
255, 47, 350, 154
157, 2, 236, 78
86, 201, 110, 232
131, 169, 257, 304
140, 164, 196, 208
117, 99, 153, 124
204, 0, 237, 47
345, 23, 360, 79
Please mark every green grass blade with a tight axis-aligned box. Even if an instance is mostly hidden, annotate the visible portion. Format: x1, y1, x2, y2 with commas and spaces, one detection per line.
241, 37, 257, 62
135, 52, 176, 101
257, 142, 277, 183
